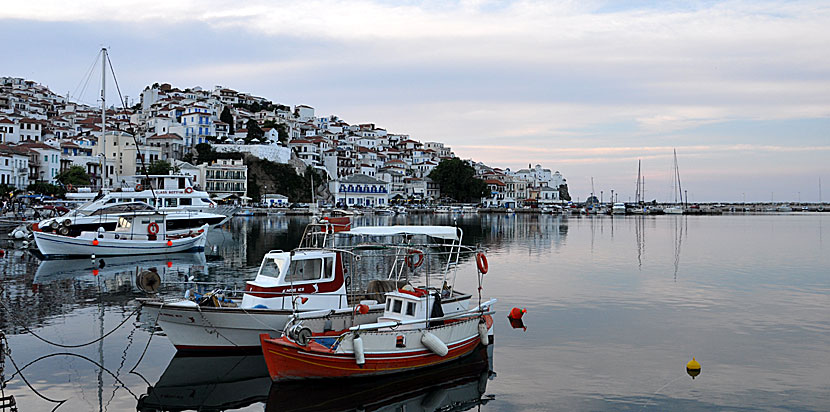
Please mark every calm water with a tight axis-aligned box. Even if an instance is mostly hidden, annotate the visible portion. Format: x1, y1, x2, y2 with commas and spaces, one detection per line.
1, 214, 828, 411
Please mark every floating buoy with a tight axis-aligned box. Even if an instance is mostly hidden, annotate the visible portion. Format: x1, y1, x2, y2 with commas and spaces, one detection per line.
12, 230, 24, 239
167, 261, 172, 268
353, 335, 365, 365
92, 239, 99, 246
421, 331, 448, 356
92, 269, 99, 276
166, 240, 172, 246
0, 250, 5, 257
686, 357, 701, 379
508, 307, 526, 320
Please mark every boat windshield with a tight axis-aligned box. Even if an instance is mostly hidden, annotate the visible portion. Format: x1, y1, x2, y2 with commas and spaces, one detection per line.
260, 256, 289, 278
90, 203, 156, 216
285, 258, 325, 282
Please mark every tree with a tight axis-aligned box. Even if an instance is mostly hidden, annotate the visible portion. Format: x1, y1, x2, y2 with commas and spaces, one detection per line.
147, 160, 172, 175
245, 119, 264, 144
428, 158, 488, 203
558, 184, 571, 201
55, 165, 91, 187
262, 121, 289, 144
220, 106, 235, 135
27, 182, 65, 197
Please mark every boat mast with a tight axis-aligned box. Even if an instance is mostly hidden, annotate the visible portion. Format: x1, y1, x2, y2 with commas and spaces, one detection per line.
100, 47, 107, 189
635, 160, 641, 204
674, 149, 682, 205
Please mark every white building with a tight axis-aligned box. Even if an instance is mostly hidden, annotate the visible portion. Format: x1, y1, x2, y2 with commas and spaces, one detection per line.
19, 142, 60, 184
199, 158, 248, 198
329, 174, 390, 208
262, 193, 289, 207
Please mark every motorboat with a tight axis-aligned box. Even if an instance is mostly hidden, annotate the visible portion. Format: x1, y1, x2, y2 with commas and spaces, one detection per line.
612, 202, 627, 215
65, 174, 240, 217
663, 205, 684, 214
259, 288, 494, 380
33, 213, 208, 258
34, 201, 227, 237
141, 222, 479, 352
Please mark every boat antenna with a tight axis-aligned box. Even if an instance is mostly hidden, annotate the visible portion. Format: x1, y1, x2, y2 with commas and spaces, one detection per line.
104, 50, 158, 204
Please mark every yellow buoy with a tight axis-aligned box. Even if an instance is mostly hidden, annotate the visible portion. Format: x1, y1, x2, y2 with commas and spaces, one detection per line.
686, 357, 701, 379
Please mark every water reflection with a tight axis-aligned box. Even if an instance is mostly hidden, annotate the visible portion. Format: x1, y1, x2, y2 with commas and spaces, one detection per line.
137, 354, 270, 411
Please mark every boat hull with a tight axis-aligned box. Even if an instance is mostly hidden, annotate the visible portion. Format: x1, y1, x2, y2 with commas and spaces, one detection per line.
260, 316, 490, 381
142, 302, 296, 351
33, 226, 207, 258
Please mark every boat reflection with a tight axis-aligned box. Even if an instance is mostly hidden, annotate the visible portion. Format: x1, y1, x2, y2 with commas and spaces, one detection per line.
33, 252, 207, 287
266, 345, 494, 412
137, 353, 271, 411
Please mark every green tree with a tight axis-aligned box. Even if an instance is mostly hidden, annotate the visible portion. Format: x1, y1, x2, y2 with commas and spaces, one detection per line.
220, 106, 235, 135
55, 165, 91, 187
262, 121, 289, 143
245, 119, 264, 143
27, 182, 65, 197
428, 158, 488, 203
146, 160, 172, 175
558, 184, 571, 201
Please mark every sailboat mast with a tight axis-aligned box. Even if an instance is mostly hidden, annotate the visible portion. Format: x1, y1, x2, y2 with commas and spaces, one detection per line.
635, 160, 641, 204
674, 149, 683, 205
100, 47, 107, 189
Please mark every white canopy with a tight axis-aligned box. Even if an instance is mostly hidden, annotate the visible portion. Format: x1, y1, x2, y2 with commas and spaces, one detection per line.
344, 225, 461, 241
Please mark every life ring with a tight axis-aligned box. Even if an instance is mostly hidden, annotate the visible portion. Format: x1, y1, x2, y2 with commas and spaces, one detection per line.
136, 184, 143, 191
185, 187, 194, 194
66, 183, 74, 191
209, 203, 215, 208
476, 252, 489, 274
147, 222, 160, 235
406, 249, 424, 269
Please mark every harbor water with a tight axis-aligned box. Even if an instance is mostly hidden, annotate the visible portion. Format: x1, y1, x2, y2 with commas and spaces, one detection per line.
1, 213, 828, 411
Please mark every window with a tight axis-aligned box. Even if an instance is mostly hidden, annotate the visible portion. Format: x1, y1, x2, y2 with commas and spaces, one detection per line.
259, 257, 288, 278
406, 301, 416, 316
180, 198, 192, 206
386, 299, 392, 311
392, 299, 403, 314
285, 258, 323, 282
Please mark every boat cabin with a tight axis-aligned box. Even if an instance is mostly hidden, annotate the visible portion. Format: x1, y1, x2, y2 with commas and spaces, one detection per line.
378, 288, 441, 330
241, 249, 347, 311
113, 213, 168, 239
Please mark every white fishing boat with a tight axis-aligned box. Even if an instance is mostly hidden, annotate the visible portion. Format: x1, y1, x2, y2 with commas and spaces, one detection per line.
141, 222, 480, 351
33, 213, 207, 258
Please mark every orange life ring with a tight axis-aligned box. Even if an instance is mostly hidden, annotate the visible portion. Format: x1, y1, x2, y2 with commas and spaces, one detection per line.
185, 187, 194, 194
147, 222, 160, 235
406, 249, 424, 269
136, 184, 143, 191
476, 252, 489, 274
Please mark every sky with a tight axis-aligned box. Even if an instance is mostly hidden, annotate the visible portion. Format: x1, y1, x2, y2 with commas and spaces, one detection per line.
2, 0, 829, 202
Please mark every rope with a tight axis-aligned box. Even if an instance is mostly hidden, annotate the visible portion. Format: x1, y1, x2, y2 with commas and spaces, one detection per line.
0, 299, 139, 349
1, 334, 67, 411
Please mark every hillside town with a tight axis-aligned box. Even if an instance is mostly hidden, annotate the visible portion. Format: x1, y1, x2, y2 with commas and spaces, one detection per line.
0, 76, 569, 208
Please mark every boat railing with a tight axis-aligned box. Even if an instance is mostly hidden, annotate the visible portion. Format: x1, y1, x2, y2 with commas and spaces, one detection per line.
347, 299, 497, 332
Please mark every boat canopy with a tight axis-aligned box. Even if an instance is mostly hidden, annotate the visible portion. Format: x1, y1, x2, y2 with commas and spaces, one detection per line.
343, 226, 461, 241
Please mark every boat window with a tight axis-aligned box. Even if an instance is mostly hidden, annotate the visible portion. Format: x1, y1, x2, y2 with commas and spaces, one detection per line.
386, 299, 391, 311
165, 198, 177, 207
201, 198, 212, 205
106, 198, 117, 204
406, 301, 416, 316
285, 258, 323, 282
118, 217, 130, 229
180, 198, 192, 206
392, 299, 403, 314
259, 256, 288, 278
323, 257, 334, 279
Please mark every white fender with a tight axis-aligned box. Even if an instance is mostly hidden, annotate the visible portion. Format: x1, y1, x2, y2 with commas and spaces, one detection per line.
421, 331, 448, 357
353, 335, 365, 365
478, 322, 489, 346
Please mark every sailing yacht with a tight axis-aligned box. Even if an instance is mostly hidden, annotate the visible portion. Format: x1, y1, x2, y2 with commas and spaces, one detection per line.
663, 150, 685, 214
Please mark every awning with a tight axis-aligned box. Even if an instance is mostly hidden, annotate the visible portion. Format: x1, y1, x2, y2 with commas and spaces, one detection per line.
343, 225, 461, 241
